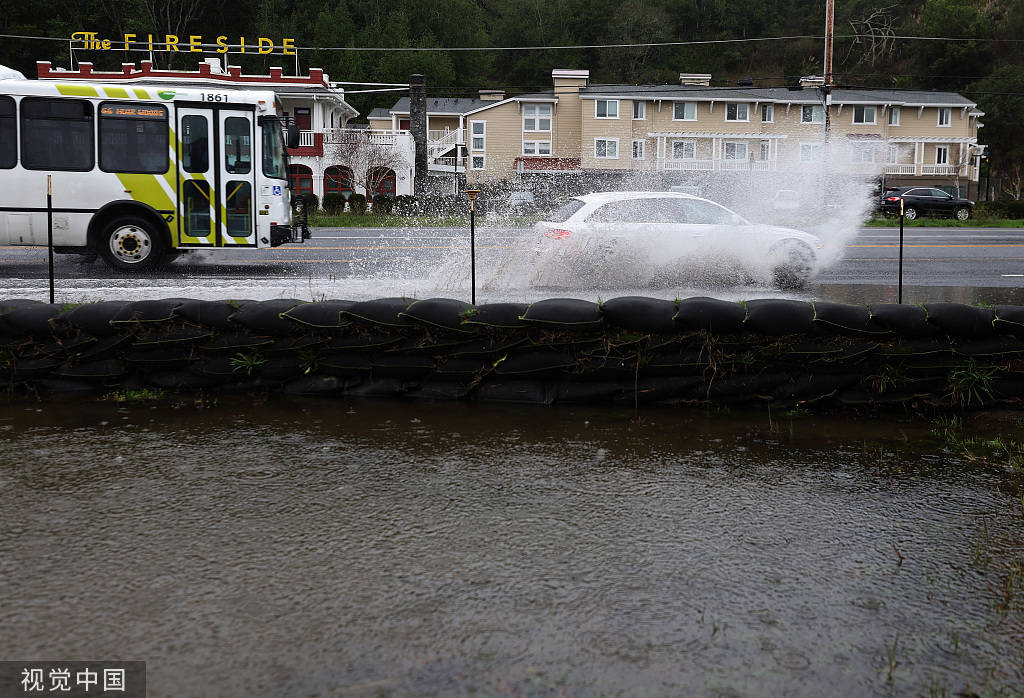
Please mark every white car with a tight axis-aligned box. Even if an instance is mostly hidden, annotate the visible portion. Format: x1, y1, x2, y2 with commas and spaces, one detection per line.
534, 191, 825, 288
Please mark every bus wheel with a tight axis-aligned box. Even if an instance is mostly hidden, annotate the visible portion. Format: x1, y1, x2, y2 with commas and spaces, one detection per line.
99, 216, 166, 271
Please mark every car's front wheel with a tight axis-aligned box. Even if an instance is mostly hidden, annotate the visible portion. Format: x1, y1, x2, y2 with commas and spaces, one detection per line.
903, 206, 919, 221
954, 206, 971, 221
769, 240, 815, 290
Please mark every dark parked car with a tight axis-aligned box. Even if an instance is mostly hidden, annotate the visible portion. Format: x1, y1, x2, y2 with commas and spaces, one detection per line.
878, 186, 974, 220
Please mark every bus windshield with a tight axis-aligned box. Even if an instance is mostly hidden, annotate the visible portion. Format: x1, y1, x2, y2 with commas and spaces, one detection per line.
262, 119, 287, 179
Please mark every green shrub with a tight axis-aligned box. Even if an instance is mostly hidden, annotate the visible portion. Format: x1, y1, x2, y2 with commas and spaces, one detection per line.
393, 195, 418, 215
976, 200, 1024, 219
348, 193, 367, 215
294, 192, 319, 213
322, 193, 347, 214
371, 193, 394, 215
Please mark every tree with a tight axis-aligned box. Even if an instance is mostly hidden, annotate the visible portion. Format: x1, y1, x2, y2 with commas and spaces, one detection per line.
968, 65, 1024, 197
323, 129, 410, 198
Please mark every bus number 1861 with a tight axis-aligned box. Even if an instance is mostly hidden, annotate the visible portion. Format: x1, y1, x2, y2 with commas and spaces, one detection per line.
202, 93, 228, 102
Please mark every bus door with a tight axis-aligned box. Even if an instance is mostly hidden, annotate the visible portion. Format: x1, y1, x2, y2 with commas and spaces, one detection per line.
175, 105, 256, 248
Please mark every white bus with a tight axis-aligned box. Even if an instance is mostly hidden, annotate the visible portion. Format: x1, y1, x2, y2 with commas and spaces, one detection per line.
0, 79, 307, 272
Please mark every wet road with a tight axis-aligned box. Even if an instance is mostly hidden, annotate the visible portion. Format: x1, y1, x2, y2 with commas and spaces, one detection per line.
2, 226, 1024, 306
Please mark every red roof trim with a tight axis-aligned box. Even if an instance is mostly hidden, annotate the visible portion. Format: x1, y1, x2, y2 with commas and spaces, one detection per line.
36, 60, 328, 87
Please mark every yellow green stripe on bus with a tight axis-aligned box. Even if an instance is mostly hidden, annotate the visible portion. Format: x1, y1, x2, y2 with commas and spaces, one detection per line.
103, 87, 130, 98
56, 85, 98, 97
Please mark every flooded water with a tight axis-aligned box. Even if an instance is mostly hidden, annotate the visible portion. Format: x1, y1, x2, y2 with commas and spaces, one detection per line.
1, 398, 1022, 696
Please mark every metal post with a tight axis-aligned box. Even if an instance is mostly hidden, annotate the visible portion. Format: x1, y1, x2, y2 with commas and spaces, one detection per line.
898, 197, 905, 304
47, 175, 55, 304
466, 189, 480, 305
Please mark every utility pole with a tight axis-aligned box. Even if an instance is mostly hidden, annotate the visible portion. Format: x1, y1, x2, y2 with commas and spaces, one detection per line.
822, 0, 835, 145
410, 74, 428, 196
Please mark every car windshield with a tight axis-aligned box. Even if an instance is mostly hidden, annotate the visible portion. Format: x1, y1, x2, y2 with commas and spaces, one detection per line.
544, 199, 585, 223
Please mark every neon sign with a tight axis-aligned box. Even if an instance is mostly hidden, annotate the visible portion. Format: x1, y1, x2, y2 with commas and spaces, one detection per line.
71, 32, 296, 55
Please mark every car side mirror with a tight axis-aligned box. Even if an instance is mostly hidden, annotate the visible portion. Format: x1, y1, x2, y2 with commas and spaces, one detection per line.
286, 123, 300, 149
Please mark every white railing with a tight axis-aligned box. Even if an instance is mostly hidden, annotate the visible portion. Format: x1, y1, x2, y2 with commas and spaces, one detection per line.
662, 159, 714, 171
429, 129, 463, 144
921, 164, 967, 176
323, 128, 409, 146
884, 164, 917, 175
298, 130, 316, 147
430, 156, 463, 171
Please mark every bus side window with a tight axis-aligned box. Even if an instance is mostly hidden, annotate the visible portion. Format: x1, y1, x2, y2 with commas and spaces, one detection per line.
181, 115, 209, 173
98, 102, 168, 174
224, 117, 251, 174
0, 96, 15, 169
20, 97, 94, 171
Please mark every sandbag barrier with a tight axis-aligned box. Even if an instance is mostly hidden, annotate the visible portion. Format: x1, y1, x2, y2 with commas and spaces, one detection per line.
2, 296, 1024, 410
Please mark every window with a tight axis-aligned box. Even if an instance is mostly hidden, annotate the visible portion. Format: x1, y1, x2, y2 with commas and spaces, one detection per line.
937, 108, 951, 127
287, 164, 313, 194
632, 139, 645, 159
181, 115, 208, 173
673, 102, 697, 121
761, 104, 773, 122
851, 143, 875, 163
633, 101, 645, 120
324, 165, 353, 197
545, 198, 585, 223
595, 100, 619, 119
294, 107, 311, 130
852, 105, 876, 124
723, 141, 747, 160
725, 103, 749, 122
183, 180, 210, 239
0, 96, 15, 169
98, 102, 168, 174
888, 106, 900, 126
594, 138, 618, 158
801, 105, 824, 124
471, 155, 485, 169
759, 140, 771, 161
936, 146, 949, 165
523, 140, 551, 155
225, 181, 251, 237
20, 98, 94, 171
223, 116, 251, 174
887, 145, 898, 164
261, 118, 286, 180
523, 104, 551, 131
470, 121, 485, 151
370, 167, 396, 197
800, 143, 823, 162
671, 140, 695, 159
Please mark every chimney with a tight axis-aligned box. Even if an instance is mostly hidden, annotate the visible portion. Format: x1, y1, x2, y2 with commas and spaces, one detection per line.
799, 75, 825, 88
680, 73, 711, 86
478, 89, 505, 101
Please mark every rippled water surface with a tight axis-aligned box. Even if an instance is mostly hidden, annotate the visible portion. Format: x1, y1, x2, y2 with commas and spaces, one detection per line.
1, 399, 1022, 697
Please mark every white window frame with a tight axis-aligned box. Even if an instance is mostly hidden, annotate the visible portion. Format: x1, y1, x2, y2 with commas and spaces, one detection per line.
522, 140, 551, 156
935, 145, 949, 165
800, 142, 824, 162
594, 137, 619, 159
761, 104, 773, 123
673, 101, 697, 121
595, 100, 619, 119
801, 105, 824, 124
725, 103, 749, 122
759, 140, 771, 161
852, 105, 877, 125
670, 139, 696, 160
523, 103, 552, 132
851, 143, 875, 164
631, 139, 645, 160
469, 120, 485, 151
888, 106, 900, 126
937, 107, 951, 127
723, 140, 748, 160
632, 101, 645, 120
470, 154, 485, 170
887, 145, 898, 164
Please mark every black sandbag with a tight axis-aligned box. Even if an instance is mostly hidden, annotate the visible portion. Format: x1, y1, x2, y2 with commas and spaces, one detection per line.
110, 299, 184, 324
56, 301, 132, 336
773, 373, 861, 400
342, 297, 415, 327
192, 356, 242, 377
435, 358, 489, 380
574, 356, 639, 380
264, 336, 328, 354
601, 297, 678, 333
877, 340, 952, 357
954, 338, 1024, 356
76, 334, 132, 360
133, 328, 213, 347
521, 298, 602, 329
993, 305, 1024, 337
319, 352, 374, 377
923, 303, 996, 338
33, 378, 97, 395
706, 373, 790, 398
993, 375, 1024, 399
461, 302, 531, 329
370, 355, 437, 379
228, 299, 305, 336
280, 300, 356, 329
173, 300, 254, 328
344, 377, 407, 397
391, 335, 475, 354
449, 337, 528, 358
405, 381, 471, 400
202, 333, 275, 351
493, 351, 577, 376
149, 370, 218, 389
326, 334, 403, 351
283, 375, 341, 395
123, 350, 190, 370
869, 304, 943, 339
0, 333, 31, 349
255, 356, 306, 379
54, 359, 125, 379
400, 298, 475, 331
552, 381, 624, 404
743, 299, 817, 336
618, 376, 702, 404
217, 377, 283, 394
812, 341, 880, 364
8, 358, 60, 379
0, 304, 62, 337
476, 380, 551, 404
673, 297, 746, 333
812, 301, 889, 337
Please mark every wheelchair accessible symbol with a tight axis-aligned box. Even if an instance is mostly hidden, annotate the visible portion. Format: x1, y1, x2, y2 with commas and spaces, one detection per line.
272, 186, 282, 196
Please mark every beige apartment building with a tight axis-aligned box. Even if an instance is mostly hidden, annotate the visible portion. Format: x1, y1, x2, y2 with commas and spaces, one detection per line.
371, 69, 985, 198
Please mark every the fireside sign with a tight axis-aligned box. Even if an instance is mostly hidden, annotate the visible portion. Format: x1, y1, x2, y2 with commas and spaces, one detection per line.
71, 32, 296, 55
